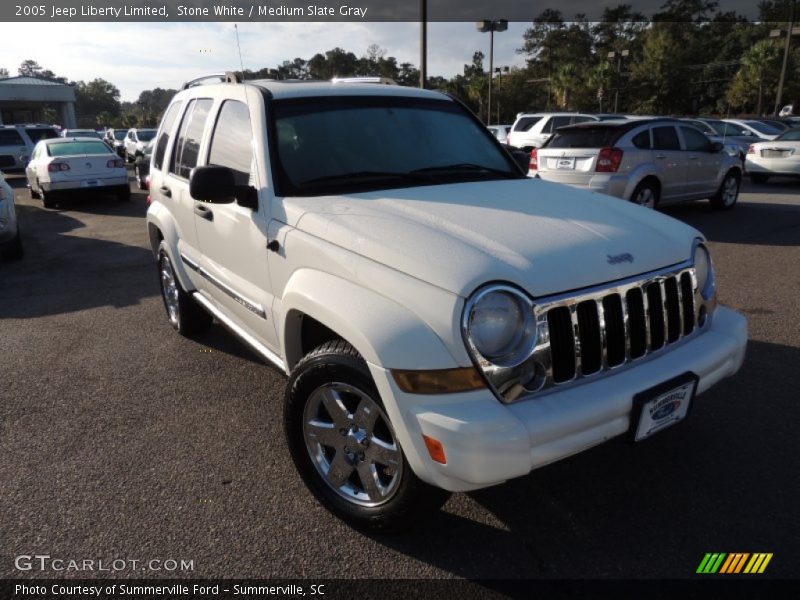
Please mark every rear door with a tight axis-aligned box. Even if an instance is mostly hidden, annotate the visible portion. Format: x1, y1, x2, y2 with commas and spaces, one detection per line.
679, 125, 723, 198
161, 98, 214, 280
651, 125, 689, 202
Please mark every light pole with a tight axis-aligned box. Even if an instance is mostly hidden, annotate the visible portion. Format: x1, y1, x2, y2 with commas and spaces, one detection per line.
494, 66, 509, 123
607, 49, 629, 113
771, 0, 798, 116
420, 0, 427, 88
476, 19, 508, 124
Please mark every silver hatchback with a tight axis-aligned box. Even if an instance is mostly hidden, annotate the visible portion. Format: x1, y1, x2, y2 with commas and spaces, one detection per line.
531, 119, 743, 210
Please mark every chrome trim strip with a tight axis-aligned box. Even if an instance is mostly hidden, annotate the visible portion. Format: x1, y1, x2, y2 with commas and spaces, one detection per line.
569, 304, 582, 379
192, 292, 287, 374
621, 291, 631, 362
181, 253, 267, 319
658, 278, 669, 344
675, 276, 685, 337
597, 298, 608, 370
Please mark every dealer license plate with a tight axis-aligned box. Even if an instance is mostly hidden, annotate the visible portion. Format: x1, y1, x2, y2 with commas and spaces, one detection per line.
630, 373, 698, 442
556, 157, 576, 170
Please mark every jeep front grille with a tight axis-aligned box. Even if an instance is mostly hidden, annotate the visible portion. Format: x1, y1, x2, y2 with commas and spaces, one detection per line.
537, 268, 696, 387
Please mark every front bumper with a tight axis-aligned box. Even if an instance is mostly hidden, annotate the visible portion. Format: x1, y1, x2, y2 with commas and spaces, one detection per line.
369, 306, 747, 492
41, 175, 129, 192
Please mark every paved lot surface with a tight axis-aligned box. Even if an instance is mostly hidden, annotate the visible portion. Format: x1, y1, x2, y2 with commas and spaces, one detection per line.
1, 172, 798, 580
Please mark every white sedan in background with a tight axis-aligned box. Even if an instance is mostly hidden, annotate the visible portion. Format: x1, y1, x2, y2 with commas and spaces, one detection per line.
0, 170, 23, 260
25, 138, 129, 209
746, 128, 800, 183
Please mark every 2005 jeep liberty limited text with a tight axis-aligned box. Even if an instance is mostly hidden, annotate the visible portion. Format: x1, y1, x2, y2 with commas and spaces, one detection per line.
146, 73, 747, 532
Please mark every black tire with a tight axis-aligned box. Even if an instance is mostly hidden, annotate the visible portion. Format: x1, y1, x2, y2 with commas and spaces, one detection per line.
117, 185, 131, 202
3, 229, 24, 261
710, 170, 740, 210
630, 179, 659, 209
157, 241, 212, 336
29, 184, 40, 200
285, 340, 451, 533
40, 187, 56, 209
749, 173, 769, 184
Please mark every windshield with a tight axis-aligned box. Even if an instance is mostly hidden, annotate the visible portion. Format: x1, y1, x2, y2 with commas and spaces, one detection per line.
744, 121, 781, 135
66, 130, 102, 138
113, 130, 127, 140
271, 96, 521, 196
777, 128, 800, 141
48, 141, 112, 156
137, 129, 157, 142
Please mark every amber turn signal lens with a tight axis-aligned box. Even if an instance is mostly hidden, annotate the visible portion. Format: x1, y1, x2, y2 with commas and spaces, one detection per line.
391, 367, 486, 394
422, 434, 447, 464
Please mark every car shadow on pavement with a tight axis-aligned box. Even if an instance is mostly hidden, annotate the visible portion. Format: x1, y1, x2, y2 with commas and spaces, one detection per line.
662, 200, 800, 246
370, 339, 799, 580
0, 202, 157, 318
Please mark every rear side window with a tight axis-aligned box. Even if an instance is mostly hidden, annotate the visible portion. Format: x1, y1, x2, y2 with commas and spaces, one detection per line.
154, 102, 183, 170
0, 130, 25, 145
542, 116, 572, 134
632, 130, 651, 149
680, 126, 711, 152
170, 98, 213, 179
513, 116, 542, 132
571, 116, 594, 125
208, 100, 253, 186
547, 128, 619, 149
653, 126, 681, 150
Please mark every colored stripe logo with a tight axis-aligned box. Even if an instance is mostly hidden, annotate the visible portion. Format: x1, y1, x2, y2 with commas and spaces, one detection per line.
697, 553, 773, 574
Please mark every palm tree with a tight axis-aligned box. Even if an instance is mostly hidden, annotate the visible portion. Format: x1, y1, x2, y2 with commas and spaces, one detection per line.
552, 63, 580, 109
740, 40, 781, 116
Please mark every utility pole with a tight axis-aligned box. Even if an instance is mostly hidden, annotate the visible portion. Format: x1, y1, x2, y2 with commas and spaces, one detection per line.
608, 49, 629, 113
419, 0, 427, 88
773, 0, 797, 116
476, 20, 508, 124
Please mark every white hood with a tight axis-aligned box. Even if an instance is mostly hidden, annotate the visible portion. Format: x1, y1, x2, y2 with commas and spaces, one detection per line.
280, 178, 699, 297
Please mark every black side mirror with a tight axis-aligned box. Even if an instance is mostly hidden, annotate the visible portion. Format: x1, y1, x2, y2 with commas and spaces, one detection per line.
509, 148, 531, 172
710, 141, 724, 153
190, 165, 257, 209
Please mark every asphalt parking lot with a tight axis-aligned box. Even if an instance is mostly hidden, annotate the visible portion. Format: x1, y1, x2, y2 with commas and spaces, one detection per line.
1, 171, 798, 580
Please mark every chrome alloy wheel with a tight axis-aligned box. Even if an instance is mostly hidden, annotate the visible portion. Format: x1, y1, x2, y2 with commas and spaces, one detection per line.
634, 186, 656, 208
303, 382, 403, 507
722, 175, 739, 207
159, 254, 180, 326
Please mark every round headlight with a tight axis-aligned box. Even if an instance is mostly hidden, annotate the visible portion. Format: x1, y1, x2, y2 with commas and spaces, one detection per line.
467, 288, 536, 362
693, 243, 715, 300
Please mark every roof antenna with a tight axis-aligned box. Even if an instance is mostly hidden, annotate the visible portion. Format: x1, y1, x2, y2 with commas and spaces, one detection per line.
235, 24, 246, 81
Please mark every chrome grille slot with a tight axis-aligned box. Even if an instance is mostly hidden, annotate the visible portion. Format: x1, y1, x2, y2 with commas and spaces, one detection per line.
547, 306, 575, 383
534, 266, 698, 394
664, 277, 681, 342
602, 294, 626, 367
576, 300, 602, 374
646, 282, 665, 350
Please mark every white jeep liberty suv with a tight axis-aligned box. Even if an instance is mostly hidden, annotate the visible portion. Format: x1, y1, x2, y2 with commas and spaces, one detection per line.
146, 73, 747, 532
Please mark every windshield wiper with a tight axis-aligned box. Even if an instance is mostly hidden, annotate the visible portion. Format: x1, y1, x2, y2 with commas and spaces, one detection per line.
298, 170, 434, 188
412, 163, 520, 178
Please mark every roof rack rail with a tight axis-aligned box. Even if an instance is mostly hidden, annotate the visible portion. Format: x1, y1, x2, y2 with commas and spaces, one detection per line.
331, 77, 396, 85
181, 71, 241, 90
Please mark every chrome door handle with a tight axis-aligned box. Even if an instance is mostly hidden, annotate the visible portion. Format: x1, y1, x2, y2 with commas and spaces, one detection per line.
194, 204, 213, 221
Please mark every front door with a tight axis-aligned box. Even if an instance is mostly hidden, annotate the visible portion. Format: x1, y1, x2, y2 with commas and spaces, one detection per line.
193, 95, 278, 352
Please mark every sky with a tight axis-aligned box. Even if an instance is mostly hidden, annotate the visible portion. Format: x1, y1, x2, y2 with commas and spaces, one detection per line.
0, 22, 531, 102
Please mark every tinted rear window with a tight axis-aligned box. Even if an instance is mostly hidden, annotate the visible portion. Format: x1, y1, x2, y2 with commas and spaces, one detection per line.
26, 128, 60, 142
47, 141, 112, 156
0, 130, 25, 145
547, 128, 620, 149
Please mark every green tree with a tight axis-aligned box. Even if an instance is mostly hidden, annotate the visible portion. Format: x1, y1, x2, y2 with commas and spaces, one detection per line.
74, 79, 121, 127
18, 59, 43, 77
0, 68, 9, 79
